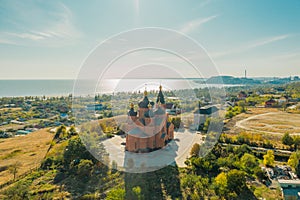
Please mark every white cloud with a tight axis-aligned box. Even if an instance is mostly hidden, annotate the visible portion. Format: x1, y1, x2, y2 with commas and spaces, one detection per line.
180, 15, 218, 34
0, 2, 81, 47
211, 34, 292, 59
248, 34, 291, 49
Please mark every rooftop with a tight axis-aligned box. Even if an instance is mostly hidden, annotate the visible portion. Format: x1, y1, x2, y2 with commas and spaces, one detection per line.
194, 105, 218, 115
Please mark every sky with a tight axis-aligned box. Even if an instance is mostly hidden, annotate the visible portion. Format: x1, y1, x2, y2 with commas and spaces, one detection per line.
0, 0, 300, 79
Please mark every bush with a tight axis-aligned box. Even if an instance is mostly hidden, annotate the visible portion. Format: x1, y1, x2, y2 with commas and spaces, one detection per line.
106, 188, 125, 200
254, 167, 266, 181
41, 157, 54, 170
263, 150, 275, 167
77, 159, 93, 179
240, 153, 259, 174
282, 132, 294, 147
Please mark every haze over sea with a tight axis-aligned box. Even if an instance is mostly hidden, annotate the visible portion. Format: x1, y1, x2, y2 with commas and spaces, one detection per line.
0, 79, 234, 97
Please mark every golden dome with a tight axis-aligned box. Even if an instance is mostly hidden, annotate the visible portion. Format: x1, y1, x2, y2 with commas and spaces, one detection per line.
144, 90, 148, 96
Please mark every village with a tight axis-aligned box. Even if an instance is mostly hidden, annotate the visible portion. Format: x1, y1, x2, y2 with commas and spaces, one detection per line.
1, 82, 300, 199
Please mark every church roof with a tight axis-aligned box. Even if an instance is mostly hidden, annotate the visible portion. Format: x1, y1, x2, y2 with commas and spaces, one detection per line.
144, 109, 154, 118
154, 106, 165, 115
128, 108, 137, 116
128, 127, 149, 138
156, 85, 165, 104
154, 117, 164, 126
138, 95, 150, 108
194, 105, 218, 115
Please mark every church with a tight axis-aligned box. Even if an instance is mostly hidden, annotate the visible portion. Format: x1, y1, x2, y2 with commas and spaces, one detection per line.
125, 86, 174, 153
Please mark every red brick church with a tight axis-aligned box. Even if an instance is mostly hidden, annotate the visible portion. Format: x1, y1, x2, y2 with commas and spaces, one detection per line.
125, 86, 174, 153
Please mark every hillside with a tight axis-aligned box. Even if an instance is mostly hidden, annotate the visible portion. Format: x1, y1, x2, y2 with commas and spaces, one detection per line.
0, 129, 53, 186
205, 76, 261, 85
0, 121, 282, 199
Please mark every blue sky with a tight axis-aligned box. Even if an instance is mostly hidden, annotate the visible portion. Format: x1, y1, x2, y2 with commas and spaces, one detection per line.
0, 0, 299, 79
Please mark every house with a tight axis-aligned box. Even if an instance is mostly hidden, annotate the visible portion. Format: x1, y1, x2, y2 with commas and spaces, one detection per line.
278, 96, 289, 104
16, 130, 30, 135
274, 87, 286, 93
194, 105, 219, 130
4, 104, 16, 108
60, 113, 69, 119
10, 120, 25, 125
125, 86, 174, 153
265, 99, 277, 107
0, 132, 13, 138
86, 104, 103, 111
237, 91, 247, 100
166, 103, 181, 115
224, 101, 234, 108
278, 179, 300, 200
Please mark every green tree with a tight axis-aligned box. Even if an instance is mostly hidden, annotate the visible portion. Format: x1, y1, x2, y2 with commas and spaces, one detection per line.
254, 167, 267, 181
225, 110, 234, 119
77, 159, 93, 179
170, 117, 181, 129
41, 157, 54, 170
181, 174, 209, 200
237, 101, 247, 113
68, 125, 77, 136
234, 144, 251, 158
55, 125, 68, 140
63, 136, 94, 169
214, 172, 228, 198
132, 186, 143, 200
240, 153, 259, 174
288, 151, 300, 169
294, 137, 300, 150
263, 150, 275, 167
282, 132, 294, 148
227, 169, 247, 194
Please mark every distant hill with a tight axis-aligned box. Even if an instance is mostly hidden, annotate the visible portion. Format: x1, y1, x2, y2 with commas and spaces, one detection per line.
195, 76, 300, 85
205, 76, 261, 85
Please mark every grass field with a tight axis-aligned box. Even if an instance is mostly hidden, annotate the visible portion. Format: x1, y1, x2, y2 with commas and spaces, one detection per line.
0, 129, 54, 185
236, 111, 300, 135
223, 108, 300, 148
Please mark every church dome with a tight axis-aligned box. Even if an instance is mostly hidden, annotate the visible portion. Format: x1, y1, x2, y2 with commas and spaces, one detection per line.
128, 103, 137, 116
156, 85, 165, 104
138, 90, 150, 108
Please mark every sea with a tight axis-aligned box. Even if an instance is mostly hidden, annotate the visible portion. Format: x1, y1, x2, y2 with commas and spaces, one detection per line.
0, 79, 239, 97
0, 80, 75, 97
